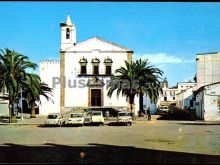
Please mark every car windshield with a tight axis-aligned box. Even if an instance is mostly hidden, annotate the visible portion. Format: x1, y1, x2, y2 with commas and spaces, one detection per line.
71, 114, 82, 118
47, 115, 58, 119
118, 113, 130, 116
91, 112, 102, 116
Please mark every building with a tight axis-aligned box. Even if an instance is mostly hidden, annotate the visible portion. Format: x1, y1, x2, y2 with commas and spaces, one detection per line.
194, 52, 220, 121
176, 86, 196, 110
0, 90, 9, 116
196, 52, 220, 89
157, 78, 196, 109
39, 15, 139, 115
194, 82, 220, 121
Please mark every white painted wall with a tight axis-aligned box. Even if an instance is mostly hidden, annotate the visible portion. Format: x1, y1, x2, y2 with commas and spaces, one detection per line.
63, 43, 138, 113
39, 60, 60, 115
195, 83, 220, 121
176, 86, 196, 109
203, 83, 220, 121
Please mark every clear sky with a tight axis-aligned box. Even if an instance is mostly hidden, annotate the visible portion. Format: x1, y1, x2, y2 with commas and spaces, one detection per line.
1, 2, 220, 87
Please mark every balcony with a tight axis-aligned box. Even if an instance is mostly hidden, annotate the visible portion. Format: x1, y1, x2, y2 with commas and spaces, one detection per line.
77, 69, 113, 77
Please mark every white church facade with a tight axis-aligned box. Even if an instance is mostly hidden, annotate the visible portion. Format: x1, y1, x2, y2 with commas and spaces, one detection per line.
39, 15, 140, 115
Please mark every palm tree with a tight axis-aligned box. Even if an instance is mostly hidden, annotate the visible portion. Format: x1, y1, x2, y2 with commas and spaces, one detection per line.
0, 48, 37, 123
107, 61, 139, 119
22, 73, 53, 118
107, 59, 163, 118
134, 59, 163, 116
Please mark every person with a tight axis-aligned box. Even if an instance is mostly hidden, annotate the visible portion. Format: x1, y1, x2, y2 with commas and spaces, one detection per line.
105, 110, 109, 119
146, 107, 151, 121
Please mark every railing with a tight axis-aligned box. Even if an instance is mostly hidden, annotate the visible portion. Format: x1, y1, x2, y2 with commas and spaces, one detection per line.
76, 69, 113, 77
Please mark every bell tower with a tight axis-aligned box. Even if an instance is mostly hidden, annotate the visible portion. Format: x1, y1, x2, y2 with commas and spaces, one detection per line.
60, 15, 76, 50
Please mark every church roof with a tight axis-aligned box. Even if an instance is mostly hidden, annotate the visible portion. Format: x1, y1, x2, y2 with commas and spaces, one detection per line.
75, 36, 133, 52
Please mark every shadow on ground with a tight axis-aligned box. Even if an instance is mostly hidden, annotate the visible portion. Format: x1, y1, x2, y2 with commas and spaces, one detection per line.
0, 143, 219, 164
178, 123, 220, 125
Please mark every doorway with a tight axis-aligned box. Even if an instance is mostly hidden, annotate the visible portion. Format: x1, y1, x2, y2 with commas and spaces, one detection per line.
91, 89, 101, 107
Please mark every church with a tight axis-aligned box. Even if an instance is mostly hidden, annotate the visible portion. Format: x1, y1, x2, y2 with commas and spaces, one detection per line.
39, 15, 139, 115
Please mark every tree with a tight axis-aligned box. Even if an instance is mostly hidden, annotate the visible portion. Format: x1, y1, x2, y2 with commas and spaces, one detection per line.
22, 73, 53, 118
134, 59, 163, 116
0, 48, 37, 123
107, 59, 163, 118
107, 61, 139, 119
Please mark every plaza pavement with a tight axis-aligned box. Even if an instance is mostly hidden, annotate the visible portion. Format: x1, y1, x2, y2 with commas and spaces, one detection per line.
0, 114, 220, 163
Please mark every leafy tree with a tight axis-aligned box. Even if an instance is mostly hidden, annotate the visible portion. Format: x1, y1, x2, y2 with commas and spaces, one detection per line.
22, 73, 53, 118
0, 48, 37, 123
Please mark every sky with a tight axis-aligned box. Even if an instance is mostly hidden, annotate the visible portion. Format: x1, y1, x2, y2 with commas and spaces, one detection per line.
0, 2, 220, 87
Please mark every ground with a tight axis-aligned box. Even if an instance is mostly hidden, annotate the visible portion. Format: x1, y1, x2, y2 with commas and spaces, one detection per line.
0, 115, 220, 163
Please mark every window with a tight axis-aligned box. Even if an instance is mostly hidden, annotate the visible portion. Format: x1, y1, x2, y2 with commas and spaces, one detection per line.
93, 66, 99, 75
173, 97, 175, 100
66, 28, 70, 39
91, 57, 100, 75
106, 66, 112, 75
164, 97, 167, 101
79, 57, 88, 75
104, 56, 113, 75
81, 66, 87, 75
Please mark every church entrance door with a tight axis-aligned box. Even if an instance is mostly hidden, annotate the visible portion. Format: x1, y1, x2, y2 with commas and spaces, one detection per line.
91, 89, 101, 107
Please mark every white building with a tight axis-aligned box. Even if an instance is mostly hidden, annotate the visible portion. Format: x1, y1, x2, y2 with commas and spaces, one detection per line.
157, 77, 197, 114
0, 91, 9, 116
157, 78, 196, 108
194, 82, 220, 121
194, 52, 220, 121
176, 86, 196, 110
39, 15, 139, 115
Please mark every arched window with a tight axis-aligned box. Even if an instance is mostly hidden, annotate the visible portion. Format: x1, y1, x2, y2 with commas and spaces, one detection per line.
66, 28, 70, 39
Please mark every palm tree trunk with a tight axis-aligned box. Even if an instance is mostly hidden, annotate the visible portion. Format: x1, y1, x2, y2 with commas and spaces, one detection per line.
129, 95, 136, 120
30, 101, 36, 118
139, 93, 144, 117
9, 99, 17, 123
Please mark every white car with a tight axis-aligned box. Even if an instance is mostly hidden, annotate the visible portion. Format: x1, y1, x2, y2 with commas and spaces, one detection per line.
84, 111, 104, 126
117, 112, 132, 126
66, 113, 84, 126
44, 113, 66, 126
158, 106, 170, 115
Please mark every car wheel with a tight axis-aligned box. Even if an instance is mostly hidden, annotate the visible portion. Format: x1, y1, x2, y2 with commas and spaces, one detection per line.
129, 122, 132, 126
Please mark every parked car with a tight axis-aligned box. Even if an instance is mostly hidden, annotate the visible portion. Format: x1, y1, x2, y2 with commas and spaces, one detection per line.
44, 113, 66, 126
158, 106, 170, 115
84, 111, 104, 126
117, 111, 132, 126
66, 113, 84, 126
